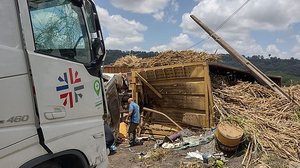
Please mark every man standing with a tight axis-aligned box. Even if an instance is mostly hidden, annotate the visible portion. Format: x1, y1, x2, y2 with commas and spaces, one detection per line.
126, 98, 140, 147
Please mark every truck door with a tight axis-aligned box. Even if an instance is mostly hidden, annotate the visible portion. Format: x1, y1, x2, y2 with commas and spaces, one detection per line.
0, 1, 47, 166
17, 0, 107, 163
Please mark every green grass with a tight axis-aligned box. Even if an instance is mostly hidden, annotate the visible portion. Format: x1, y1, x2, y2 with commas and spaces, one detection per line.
265, 71, 300, 86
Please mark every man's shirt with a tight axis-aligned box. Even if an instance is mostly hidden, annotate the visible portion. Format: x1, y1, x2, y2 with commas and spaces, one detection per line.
128, 102, 140, 124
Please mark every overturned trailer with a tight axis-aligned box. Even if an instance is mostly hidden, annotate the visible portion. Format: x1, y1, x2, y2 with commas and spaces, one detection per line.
131, 62, 214, 132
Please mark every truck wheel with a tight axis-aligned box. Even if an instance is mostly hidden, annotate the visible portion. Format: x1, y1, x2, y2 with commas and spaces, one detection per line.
34, 161, 61, 168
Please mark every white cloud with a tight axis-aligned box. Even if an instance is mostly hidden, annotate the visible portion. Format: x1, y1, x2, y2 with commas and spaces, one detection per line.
180, 0, 300, 58
109, 0, 179, 21
96, 6, 147, 49
150, 33, 193, 51
291, 35, 300, 58
150, 45, 168, 52
276, 38, 285, 44
167, 15, 177, 24
181, 0, 300, 35
132, 46, 143, 51
110, 0, 169, 14
266, 45, 280, 54
295, 35, 300, 43
153, 11, 165, 21
199, 36, 264, 56
171, 0, 179, 11
266, 44, 288, 58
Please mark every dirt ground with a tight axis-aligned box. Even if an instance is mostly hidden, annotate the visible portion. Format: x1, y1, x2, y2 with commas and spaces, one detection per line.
108, 139, 244, 168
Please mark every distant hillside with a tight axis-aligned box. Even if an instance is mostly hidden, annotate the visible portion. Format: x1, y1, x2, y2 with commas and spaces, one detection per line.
104, 50, 300, 86
104, 50, 158, 65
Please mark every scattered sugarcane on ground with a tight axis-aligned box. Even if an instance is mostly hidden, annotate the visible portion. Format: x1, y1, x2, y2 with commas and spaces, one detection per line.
213, 82, 300, 166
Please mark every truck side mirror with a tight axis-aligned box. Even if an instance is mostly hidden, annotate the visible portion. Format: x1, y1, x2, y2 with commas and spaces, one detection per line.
86, 0, 106, 62
92, 37, 105, 60
71, 0, 83, 7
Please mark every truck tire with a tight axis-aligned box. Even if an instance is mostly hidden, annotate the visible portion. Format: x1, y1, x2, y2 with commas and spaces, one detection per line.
34, 161, 61, 168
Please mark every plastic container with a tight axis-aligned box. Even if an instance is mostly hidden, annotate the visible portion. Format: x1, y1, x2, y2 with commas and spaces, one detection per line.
119, 122, 128, 138
215, 122, 243, 152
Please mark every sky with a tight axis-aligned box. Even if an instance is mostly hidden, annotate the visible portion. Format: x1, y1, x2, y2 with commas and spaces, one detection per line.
95, 0, 300, 59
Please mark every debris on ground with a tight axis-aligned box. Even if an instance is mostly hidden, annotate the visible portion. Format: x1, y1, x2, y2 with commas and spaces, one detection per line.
185, 150, 207, 160
187, 130, 214, 146
179, 160, 204, 168
185, 150, 227, 167
139, 148, 170, 162
141, 123, 180, 138
161, 142, 185, 149
179, 133, 214, 150
158, 129, 215, 150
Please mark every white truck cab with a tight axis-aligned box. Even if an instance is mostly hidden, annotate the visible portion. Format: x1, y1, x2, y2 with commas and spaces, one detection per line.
0, 0, 108, 167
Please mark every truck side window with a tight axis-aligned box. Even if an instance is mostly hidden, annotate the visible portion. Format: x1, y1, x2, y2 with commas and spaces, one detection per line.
84, 1, 97, 34
84, 0, 105, 59
28, 0, 91, 64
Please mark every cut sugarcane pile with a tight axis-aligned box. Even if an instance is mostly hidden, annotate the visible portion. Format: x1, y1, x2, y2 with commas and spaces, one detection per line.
112, 50, 219, 68
112, 55, 143, 68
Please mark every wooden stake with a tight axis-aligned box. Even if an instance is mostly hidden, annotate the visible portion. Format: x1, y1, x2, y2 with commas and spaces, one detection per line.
135, 72, 163, 98
143, 107, 183, 130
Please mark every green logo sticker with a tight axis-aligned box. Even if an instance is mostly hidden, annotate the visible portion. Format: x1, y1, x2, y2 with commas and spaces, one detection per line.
94, 80, 100, 96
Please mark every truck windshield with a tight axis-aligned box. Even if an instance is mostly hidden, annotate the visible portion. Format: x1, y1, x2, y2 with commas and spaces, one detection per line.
29, 0, 91, 64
